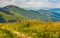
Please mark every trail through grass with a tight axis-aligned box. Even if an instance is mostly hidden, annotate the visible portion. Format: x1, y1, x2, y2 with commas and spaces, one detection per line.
0, 20, 60, 38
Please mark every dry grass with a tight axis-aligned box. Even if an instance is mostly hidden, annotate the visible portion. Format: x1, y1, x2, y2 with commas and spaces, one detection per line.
0, 20, 60, 38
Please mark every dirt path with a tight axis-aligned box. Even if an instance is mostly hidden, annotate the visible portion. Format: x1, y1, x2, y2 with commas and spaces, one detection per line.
13, 31, 33, 38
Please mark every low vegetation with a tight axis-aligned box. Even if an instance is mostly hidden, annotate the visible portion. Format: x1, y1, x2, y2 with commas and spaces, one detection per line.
0, 20, 60, 38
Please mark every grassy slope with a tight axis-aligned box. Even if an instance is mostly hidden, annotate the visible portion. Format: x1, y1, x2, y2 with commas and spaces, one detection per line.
0, 11, 17, 22
0, 11, 27, 23
0, 20, 60, 38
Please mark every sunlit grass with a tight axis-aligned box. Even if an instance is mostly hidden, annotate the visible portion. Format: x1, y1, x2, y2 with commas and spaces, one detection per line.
0, 20, 60, 38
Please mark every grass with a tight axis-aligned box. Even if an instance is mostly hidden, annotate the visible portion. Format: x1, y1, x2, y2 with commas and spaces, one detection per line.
0, 29, 13, 38
0, 20, 60, 38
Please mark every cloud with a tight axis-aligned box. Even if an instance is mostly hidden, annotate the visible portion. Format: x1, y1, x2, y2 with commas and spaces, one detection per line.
20, 0, 48, 2
14, 0, 60, 10
48, 0, 60, 3
14, 2, 60, 10
0, 0, 15, 7
0, 0, 60, 10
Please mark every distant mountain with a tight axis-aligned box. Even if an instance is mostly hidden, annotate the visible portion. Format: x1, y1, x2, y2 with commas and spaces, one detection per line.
0, 6, 26, 23
49, 8, 60, 13
37, 9, 60, 21
30, 9, 60, 22
38, 9, 53, 16
4, 5, 54, 22
0, 5, 60, 22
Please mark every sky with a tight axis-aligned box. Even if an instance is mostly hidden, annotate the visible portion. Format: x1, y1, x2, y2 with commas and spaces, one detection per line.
0, 0, 60, 10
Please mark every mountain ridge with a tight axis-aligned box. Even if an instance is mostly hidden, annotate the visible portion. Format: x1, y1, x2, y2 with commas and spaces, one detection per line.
0, 5, 60, 22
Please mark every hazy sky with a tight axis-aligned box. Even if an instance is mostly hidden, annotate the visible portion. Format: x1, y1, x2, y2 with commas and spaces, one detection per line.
0, 0, 60, 10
